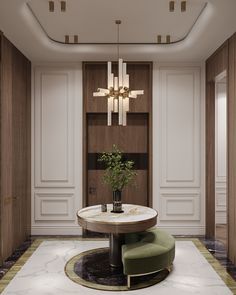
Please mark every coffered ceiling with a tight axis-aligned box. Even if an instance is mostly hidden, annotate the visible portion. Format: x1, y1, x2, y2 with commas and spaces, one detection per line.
0, 0, 236, 62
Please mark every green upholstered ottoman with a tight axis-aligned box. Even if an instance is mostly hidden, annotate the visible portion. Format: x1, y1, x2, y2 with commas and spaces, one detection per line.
122, 228, 175, 288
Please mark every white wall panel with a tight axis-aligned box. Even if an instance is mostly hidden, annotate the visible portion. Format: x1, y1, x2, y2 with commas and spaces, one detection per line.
215, 82, 227, 183
35, 193, 74, 221
160, 68, 200, 187
160, 193, 200, 221
32, 64, 82, 235
32, 63, 204, 235
215, 81, 227, 224
153, 64, 205, 235
34, 68, 75, 187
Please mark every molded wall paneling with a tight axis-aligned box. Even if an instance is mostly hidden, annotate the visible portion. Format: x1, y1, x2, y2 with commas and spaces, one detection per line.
215, 82, 227, 224
160, 193, 200, 221
153, 65, 204, 235
34, 69, 74, 187
35, 193, 74, 221
32, 63, 204, 235
160, 69, 200, 188
32, 65, 82, 235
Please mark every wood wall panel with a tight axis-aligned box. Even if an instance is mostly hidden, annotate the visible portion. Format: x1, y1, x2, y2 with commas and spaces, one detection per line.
205, 80, 216, 238
83, 62, 152, 113
205, 41, 228, 239
206, 41, 228, 82
83, 62, 152, 213
0, 33, 31, 262
88, 113, 148, 153
0, 34, 13, 260
228, 34, 236, 264
87, 171, 147, 206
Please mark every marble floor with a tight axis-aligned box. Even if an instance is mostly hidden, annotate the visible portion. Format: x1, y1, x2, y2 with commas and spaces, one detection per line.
0, 239, 236, 294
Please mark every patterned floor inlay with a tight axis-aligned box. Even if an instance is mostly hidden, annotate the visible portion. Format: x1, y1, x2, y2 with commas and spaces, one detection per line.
65, 247, 170, 291
201, 238, 236, 282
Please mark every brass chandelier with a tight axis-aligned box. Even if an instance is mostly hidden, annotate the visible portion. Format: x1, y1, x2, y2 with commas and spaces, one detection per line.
93, 20, 144, 126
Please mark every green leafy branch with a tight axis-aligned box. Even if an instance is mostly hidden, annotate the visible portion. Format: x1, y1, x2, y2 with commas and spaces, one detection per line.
98, 144, 137, 191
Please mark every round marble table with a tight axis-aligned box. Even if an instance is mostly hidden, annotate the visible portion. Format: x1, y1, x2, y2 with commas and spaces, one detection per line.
77, 204, 158, 268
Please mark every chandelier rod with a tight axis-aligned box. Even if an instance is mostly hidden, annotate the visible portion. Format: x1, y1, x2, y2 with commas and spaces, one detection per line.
115, 20, 121, 61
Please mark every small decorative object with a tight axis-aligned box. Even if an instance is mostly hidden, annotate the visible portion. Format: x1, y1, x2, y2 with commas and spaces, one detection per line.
101, 204, 107, 212
98, 145, 137, 213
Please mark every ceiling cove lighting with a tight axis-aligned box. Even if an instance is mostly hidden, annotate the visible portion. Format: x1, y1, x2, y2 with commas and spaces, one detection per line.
93, 20, 144, 126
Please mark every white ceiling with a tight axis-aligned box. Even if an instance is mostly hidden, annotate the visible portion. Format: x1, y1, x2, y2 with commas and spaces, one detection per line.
28, 0, 206, 44
0, 0, 236, 62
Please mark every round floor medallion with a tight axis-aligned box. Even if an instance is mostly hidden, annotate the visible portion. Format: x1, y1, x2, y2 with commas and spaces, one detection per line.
65, 247, 170, 291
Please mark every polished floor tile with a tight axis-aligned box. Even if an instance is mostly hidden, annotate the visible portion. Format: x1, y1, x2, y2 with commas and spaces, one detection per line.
0, 240, 235, 294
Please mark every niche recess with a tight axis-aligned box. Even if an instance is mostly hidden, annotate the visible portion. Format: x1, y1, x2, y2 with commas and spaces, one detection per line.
83, 62, 152, 208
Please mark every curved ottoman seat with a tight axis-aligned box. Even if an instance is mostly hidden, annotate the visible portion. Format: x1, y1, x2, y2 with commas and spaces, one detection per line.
122, 228, 175, 288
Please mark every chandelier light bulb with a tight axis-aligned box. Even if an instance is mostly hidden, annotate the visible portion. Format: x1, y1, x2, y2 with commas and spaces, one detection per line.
93, 21, 144, 126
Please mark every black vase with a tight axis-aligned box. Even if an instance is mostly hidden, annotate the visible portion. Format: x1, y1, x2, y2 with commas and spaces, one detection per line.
112, 190, 123, 213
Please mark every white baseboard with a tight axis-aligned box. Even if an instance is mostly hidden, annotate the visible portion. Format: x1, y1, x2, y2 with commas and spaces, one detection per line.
31, 226, 83, 236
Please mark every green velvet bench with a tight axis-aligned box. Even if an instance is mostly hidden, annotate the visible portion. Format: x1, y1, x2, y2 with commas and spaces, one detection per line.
122, 228, 175, 288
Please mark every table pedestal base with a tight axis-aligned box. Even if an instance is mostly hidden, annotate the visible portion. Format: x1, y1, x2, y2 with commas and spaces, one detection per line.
109, 233, 124, 268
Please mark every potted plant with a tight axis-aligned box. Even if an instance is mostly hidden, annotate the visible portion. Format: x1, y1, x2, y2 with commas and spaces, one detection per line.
98, 144, 137, 213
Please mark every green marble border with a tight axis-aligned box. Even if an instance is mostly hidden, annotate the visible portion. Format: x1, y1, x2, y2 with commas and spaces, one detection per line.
0, 238, 235, 294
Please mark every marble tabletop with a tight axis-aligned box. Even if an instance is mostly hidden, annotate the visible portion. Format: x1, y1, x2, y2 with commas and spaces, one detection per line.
77, 204, 157, 225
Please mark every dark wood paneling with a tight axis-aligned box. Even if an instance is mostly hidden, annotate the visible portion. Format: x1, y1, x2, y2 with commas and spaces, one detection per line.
206, 41, 228, 82
87, 113, 148, 153
84, 62, 151, 113
0, 34, 13, 260
0, 33, 31, 262
87, 170, 147, 207
205, 40, 228, 239
205, 81, 215, 238
83, 62, 152, 213
11, 45, 31, 249
228, 33, 236, 264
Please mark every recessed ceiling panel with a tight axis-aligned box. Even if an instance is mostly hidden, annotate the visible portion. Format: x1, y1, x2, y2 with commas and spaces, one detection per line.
27, 0, 207, 44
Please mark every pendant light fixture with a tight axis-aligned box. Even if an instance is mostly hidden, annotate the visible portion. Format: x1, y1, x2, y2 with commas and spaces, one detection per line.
93, 20, 144, 126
